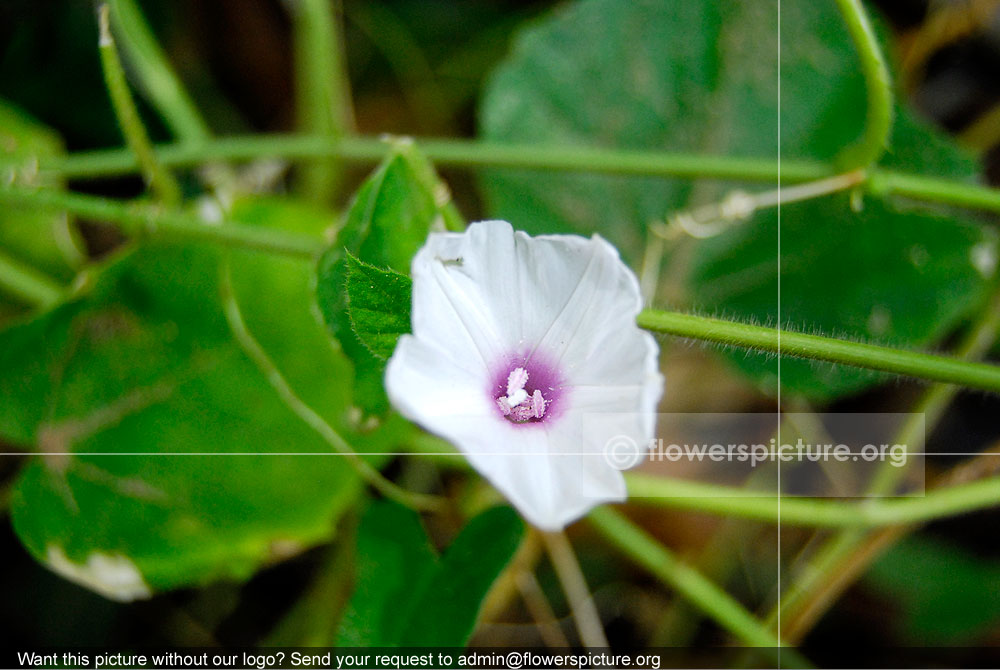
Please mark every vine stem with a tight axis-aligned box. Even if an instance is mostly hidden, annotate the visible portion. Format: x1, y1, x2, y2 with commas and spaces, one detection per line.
292, 0, 354, 202
40, 134, 831, 182
107, 0, 211, 143
766, 281, 1000, 641
637, 309, 1000, 393
832, 0, 894, 169
538, 530, 609, 648
105, 0, 240, 193
0, 186, 323, 258
96, 3, 181, 206
30, 135, 1000, 216
588, 507, 803, 661
0, 249, 65, 307
624, 473, 1000, 527
5, 184, 1000, 391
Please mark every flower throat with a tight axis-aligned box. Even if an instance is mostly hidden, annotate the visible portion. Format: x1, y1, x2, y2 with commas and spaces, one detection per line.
496, 367, 549, 423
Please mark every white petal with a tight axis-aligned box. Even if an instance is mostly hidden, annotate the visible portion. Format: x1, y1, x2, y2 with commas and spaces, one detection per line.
461, 424, 625, 531
385, 335, 493, 431
565, 329, 663, 442
389, 220, 664, 530
408, 221, 610, 357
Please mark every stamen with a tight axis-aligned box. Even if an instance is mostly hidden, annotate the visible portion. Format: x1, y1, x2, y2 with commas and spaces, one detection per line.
497, 397, 512, 416
494, 363, 558, 424
531, 389, 546, 419
507, 367, 529, 398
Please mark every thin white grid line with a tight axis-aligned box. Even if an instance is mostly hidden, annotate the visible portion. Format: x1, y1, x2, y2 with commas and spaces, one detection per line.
776, 0, 783, 654
0, 452, 986, 456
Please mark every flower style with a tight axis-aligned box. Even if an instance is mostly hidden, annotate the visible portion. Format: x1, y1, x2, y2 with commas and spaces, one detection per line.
385, 220, 663, 530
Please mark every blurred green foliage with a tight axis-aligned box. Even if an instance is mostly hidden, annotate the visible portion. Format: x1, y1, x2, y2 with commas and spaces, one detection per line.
866, 535, 1000, 644
480, 0, 997, 398
0, 0, 999, 657
337, 502, 522, 646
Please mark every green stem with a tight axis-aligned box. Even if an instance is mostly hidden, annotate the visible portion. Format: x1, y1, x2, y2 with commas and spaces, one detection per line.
539, 531, 609, 648
637, 309, 1000, 393
105, 0, 240, 194
6, 184, 1000, 394
292, 0, 353, 202
0, 249, 64, 307
97, 3, 181, 206
0, 186, 322, 258
869, 169, 1000, 212
832, 0, 894, 169
766, 281, 1000, 636
41, 134, 832, 183
107, 0, 211, 143
37, 135, 1000, 217
588, 507, 797, 654
625, 473, 1000, 527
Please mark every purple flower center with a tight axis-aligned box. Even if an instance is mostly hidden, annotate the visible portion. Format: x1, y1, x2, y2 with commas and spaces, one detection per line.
492, 357, 564, 425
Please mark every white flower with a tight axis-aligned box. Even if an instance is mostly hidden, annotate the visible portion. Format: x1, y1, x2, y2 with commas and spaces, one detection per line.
385, 220, 663, 530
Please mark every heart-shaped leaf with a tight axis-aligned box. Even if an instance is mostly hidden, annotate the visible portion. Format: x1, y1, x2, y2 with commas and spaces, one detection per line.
479, 0, 995, 398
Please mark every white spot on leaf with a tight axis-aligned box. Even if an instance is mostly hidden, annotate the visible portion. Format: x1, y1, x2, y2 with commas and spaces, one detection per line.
970, 241, 998, 278
45, 546, 152, 602
867, 305, 891, 337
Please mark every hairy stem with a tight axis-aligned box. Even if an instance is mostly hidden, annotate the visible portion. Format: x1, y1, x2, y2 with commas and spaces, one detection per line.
42, 134, 832, 183
637, 309, 1000, 393
32, 135, 1000, 217
0, 186, 323, 258
766, 282, 1000, 640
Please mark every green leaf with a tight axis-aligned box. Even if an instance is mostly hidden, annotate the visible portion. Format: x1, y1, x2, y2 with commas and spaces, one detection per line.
0, 99, 85, 313
337, 502, 523, 646
479, 0, 994, 398
316, 144, 450, 415
345, 254, 412, 361
226, 197, 354, 424
865, 535, 1000, 644
398, 506, 524, 646
690, 191, 995, 396
1, 229, 378, 597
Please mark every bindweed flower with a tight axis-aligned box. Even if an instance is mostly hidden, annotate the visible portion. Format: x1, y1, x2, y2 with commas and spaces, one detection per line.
385, 221, 663, 530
